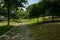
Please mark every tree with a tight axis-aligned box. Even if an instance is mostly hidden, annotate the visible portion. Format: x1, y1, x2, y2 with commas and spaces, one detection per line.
1, 0, 28, 25
42, 0, 60, 21
26, 3, 45, 22
15, 9, 25, 19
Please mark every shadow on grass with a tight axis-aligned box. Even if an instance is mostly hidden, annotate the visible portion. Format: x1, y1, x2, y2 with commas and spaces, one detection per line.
0, 25, 13, 36
27, 20, 60, 27
27, 20, 60, 40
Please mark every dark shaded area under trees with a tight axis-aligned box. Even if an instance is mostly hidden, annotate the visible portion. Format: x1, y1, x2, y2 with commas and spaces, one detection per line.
26, 0, 60, 23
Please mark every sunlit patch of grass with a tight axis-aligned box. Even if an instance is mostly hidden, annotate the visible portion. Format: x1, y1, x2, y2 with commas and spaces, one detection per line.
10, 22, 20, 26
0, 21, 20, 26
0, 25, 13, 35
0, 21, 7, 26
29, 23, 60, 40
22, 17, 43, 25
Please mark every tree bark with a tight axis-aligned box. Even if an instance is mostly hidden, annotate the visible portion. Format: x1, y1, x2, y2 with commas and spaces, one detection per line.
42, 16, 45, 22
37, 16, 39, 23
42, 15, 45, 22
7, 2, 10, 25
52, 13, 54, 22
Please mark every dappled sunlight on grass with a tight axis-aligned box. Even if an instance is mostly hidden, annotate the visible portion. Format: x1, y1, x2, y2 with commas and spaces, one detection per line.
0, 21, 20, 26
22, 17, 43, 25
10, 22, 21, 26
54, 18, 60, 20
0, 21, 7, 26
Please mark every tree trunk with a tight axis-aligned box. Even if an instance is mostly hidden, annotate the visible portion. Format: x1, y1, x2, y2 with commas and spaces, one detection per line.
42, 15, 45, 22
37, 16, 39, 23
52, 13, 54, 22
52, 16, 54, 22
42, 16, 45, 22
7, 2, 10, 25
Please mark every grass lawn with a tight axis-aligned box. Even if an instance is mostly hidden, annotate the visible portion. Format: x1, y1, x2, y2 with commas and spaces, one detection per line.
0, 21, 20, 35
0, 21, 20, 26
28, 22, 60, 40
0, 25, 13, 35
21, 17, 43, 25
0, 16, 60, 37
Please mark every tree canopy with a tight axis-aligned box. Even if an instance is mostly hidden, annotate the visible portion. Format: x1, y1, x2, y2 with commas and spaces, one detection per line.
26, 0, 60, 22
0, 0, 28, 25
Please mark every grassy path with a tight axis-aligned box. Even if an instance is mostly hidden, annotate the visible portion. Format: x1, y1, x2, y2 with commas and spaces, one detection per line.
0, 23, 32, 40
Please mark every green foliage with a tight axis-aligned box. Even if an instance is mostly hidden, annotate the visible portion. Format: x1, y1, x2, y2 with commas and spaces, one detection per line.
0, 0, 28, 25
27, 4, 45, 22
3, 0, 28, 9
23, 11, 29, 19
26, 0, 60, 22
15, 9, 25, 19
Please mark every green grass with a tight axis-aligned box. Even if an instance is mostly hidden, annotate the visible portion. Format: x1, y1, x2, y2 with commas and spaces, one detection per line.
0, 21, 20, 26
0, 16, 60, 36
18, 16, 51, 25
0, 21, 21, 35
28, 23, 60, 40
0, 21, 20, 35
21, 17, 43, 25
0, 25, 13, 35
